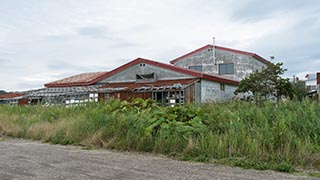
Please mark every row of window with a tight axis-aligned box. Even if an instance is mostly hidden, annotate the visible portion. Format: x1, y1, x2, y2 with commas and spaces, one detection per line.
189, 63, 234, 75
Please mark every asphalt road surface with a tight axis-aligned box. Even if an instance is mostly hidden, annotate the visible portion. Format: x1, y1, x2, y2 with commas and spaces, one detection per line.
0, 138, 318, 180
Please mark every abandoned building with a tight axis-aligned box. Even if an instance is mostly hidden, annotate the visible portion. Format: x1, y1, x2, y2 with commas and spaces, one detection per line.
307, 73, 320, 101
1, 43, 274, 106
170, 44, 271, 81
30, 58, 238, 106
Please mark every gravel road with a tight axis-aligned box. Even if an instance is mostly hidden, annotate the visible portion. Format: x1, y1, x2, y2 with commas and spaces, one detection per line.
0, 138, 318, 180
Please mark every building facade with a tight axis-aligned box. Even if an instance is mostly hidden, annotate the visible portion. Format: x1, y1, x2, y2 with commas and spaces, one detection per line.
39, 58, 238, 106
170, 45, 271, 81
1, 43, 272, 106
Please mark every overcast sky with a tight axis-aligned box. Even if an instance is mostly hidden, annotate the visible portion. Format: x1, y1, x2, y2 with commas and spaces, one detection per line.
0, 0, 319, 91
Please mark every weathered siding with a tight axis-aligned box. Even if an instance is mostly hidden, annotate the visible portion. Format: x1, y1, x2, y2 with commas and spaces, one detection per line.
194, 82, 201, 103
109, 91, 152, 101
216, 49, 266, 81
184, 84, 195, 104
18, 98, 28, 106
98, 63, 195, 83
174, 48, 215, 74
200, 79, 237, 102
173, 47, 267, 81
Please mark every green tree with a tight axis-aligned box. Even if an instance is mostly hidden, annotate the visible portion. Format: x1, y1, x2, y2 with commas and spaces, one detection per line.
235, 62, 293, 104
292, 81, 307, 101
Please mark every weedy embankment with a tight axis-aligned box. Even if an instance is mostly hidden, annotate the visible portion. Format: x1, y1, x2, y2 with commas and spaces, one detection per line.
0, 99, 319, 173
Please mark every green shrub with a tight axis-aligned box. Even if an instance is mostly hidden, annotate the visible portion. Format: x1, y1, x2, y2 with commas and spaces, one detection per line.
0, 99, 319, 172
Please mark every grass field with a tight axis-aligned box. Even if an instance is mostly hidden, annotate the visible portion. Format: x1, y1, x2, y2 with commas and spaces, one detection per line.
0, 98, 319, 173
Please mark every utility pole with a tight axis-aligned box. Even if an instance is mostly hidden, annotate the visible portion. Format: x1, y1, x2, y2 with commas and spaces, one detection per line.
213, 37, 216, 65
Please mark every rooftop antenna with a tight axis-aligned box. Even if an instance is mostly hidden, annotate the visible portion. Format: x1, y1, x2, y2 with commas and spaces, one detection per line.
213, 37, 216, 65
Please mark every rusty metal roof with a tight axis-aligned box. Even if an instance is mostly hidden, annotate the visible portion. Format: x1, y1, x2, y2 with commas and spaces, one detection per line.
0, 93, 25, 99
27, 86, 105, 98
45, 58, 239, 88
45, 72, 107, 87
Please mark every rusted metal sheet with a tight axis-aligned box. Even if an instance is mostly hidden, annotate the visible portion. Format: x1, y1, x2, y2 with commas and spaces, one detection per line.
45, 71, 107, 87
184, 84, 195, 104
108, 91, 152, 102
18, 98, 28, 106
0, 93, 25, 99
128, 92, 152, 100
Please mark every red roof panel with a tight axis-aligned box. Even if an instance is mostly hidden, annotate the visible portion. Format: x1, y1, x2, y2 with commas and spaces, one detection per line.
0, 93, 25, 99
45, 58, 239, 87
91, 58, 238, 85
45, 71, 107, 87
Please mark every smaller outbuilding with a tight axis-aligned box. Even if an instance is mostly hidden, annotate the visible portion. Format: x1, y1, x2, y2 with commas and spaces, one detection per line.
0, 93, 27, 105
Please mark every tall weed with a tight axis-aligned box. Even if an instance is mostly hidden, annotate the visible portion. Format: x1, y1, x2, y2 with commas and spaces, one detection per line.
0, 98, 319, 172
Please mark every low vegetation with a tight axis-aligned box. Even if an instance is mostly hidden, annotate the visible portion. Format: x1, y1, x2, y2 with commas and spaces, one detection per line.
0, 99, 320, 173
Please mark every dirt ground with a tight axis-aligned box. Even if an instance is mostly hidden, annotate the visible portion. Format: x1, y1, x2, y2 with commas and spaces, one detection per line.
0, 138, 318, 180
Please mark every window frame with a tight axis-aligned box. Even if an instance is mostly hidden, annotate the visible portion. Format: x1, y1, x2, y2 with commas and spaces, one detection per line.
220, 83, 225, 91
188, 65, 203, 72
219, 63, 234, 75
136, 72, 155, 82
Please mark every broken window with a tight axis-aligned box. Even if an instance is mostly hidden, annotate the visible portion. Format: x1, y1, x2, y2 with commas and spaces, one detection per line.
152, 90, 184, 106
220, 83, 225, 91
136, 72, 155, 82
219, 63, 234, 75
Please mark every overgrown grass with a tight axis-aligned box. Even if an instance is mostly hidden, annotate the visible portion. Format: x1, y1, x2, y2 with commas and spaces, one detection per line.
0, 99, 319, 173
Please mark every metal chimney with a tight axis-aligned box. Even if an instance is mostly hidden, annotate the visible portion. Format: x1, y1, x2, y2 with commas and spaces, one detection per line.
213, 37, 216, 65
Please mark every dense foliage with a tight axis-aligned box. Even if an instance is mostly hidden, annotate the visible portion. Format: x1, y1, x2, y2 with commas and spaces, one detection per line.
292, 80, 308, 101
0, 99, 320, 173
235, 62, 294, 103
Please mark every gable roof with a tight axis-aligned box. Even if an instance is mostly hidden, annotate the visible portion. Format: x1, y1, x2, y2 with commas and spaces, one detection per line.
0, 93, 25, 100
45, 58, 239, 87
170, 44, 271, 65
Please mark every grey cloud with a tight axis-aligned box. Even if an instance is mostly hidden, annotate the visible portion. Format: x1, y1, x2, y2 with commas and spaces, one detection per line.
112, 41, 139, 48
246, 14, 320, 76
44, 34, 72, 41
77, 26, 111, 39
43, 26, 111, 41
51, 72, 78, 79
17, 82, 44, 90
232, 0, 319, 21
48, 61, 110, 73
76, 25, 139, 48
251, 13, 320, 53
92, 65, 109, 71
0, 58, 10, 64
129, 24, 155, 32
48, 61, 90, 72
113, 58, 132, 64
155, 46, 189, 62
